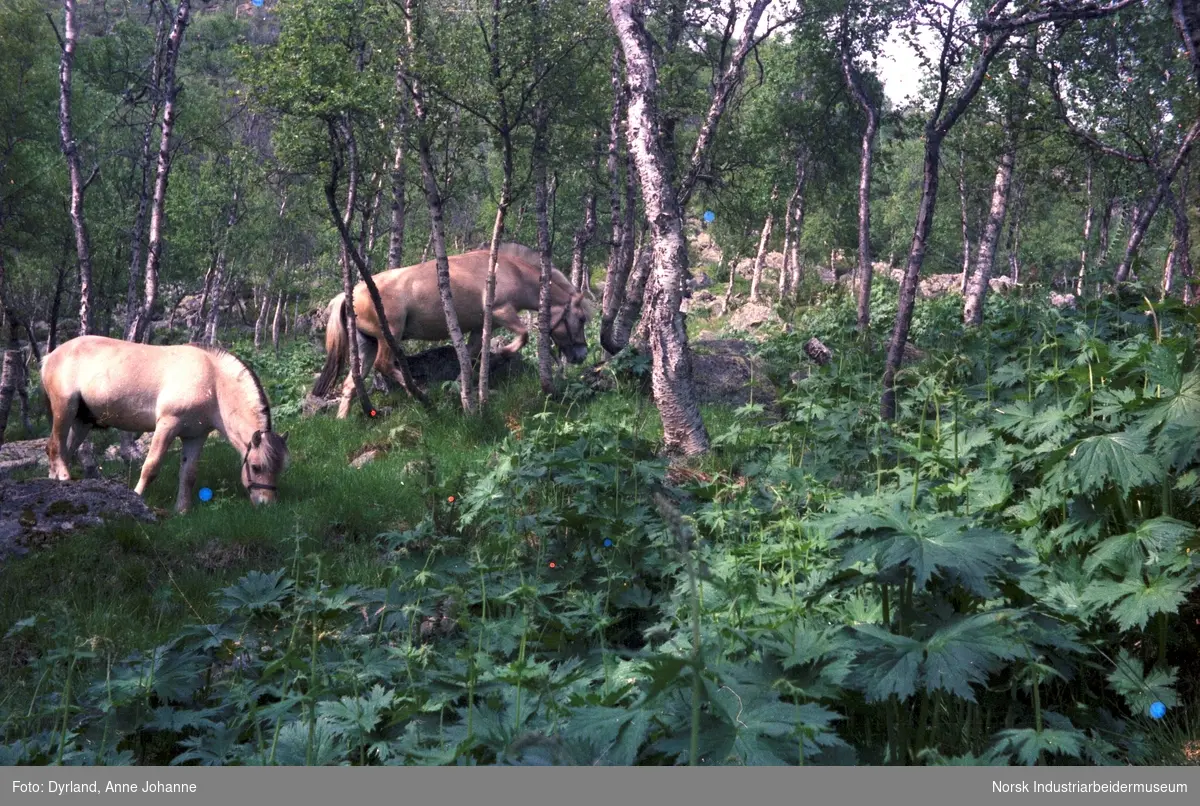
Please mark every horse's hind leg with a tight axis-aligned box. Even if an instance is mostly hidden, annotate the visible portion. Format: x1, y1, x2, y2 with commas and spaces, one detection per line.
46, 394, 78, 481
66, 420, 98, 479
373, 332, 423, 394
134, 419, 180, 499
336, 335, 378, 419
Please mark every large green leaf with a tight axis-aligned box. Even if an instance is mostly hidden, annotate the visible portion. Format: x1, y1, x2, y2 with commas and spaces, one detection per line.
849, 612, 1023, 703
564, 706, 651, 766
1142, 369, 1200, 429
1106, 649, 1179, 714
992, 727, 1086, 766
838, 509, 1019, 596
1083, 517, 1196, 574
921, 612, 1023, 701
1064, 431, 1162, 494
218, 569, 295, 615
1083, 573, 1199, 631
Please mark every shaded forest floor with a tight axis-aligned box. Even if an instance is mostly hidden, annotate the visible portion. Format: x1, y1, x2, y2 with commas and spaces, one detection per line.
2, 277, 1200, 766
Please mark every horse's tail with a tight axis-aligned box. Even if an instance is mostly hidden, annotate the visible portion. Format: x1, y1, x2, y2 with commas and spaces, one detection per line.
37, 351, 54, 416
312, 293, 348, 398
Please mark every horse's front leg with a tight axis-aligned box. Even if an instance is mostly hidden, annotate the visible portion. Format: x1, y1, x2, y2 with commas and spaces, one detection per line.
134, 419, 180, 499
174, 436, 206, 513
491, 305, 529, 355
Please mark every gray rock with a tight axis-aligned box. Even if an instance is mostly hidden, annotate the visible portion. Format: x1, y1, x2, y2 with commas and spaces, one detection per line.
350, 449, 380, 469
727, 302, 778, 332
102, 433, 152, 463
690, 339, 780, 419
0, 477, 156, 567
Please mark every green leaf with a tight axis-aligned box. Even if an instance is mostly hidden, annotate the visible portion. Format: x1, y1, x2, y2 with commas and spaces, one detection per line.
846, 625, 924, 703
218, 569, 295, 614
1143, 369, 1200, 429
317, 685, 395, 740
564, 706, 650, 766
145, 706, 222, 734
1065, 431, 1162, 495
921, 612, 1023, 701
1084, 517, 1196, 574
992, 727, 1086, 766
1106, 649, 1179, 714
1083, 573, 1198, 631
848, 612, 1023, 703
272, 717, 345, 766
838, 509, 1019, 597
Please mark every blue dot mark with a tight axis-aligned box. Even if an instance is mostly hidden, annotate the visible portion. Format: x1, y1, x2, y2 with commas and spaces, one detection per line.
603, 539, 613, 547
252, 0, 263, 6
702, 210, 715, 223
198, 487, 213, 502
1149, 701, 1167, 720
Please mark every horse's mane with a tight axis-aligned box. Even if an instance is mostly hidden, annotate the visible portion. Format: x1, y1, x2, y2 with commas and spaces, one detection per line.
193, 344, 274, 434
494, 243, 580, 295
495, 242, 543, 268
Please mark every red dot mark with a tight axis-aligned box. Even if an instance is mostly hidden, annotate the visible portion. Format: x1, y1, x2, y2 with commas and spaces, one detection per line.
447, 496, 455, 503
369, 409, 377, 417
548, 562, 556, 568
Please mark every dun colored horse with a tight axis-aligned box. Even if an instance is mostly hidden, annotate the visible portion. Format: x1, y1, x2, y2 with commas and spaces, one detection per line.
312, 243, 595, 417
40, 336, 290, 513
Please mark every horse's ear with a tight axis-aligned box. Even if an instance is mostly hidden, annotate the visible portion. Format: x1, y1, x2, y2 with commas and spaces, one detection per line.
576, 294, 597, 318
281, 431, 290, 445
252, 430, 263, 447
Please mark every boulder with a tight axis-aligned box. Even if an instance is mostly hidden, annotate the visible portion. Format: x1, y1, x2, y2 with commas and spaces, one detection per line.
727, 302, 779, 332
690, 339, 780, 418
1049, 291, 1077, 309
102, 433, 153, 463
350, 449, 381, 469
691, 228, 724, 266
918, 273, 963, 297
0, 477, 156, 566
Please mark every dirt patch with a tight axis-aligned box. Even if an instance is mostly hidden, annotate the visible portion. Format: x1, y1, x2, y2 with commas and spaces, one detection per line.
0, 477, 157, 566
194, 538, 270, 572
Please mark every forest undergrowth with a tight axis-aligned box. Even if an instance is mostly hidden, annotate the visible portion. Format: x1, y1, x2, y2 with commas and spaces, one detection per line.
2, 280, 1200, 766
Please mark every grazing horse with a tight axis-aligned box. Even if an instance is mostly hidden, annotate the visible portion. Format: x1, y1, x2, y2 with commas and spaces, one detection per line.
312, 243, 595, 418
40, 336, 290, 513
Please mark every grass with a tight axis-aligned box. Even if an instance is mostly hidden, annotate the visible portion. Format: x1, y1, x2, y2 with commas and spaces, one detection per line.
0, 357, 551, 678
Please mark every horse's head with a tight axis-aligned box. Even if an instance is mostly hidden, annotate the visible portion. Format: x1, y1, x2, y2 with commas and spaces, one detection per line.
550, 292, 595, 364
241, 430, 290, 505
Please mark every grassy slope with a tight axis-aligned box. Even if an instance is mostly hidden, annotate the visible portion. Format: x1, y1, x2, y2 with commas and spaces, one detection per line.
3, 281, 1199, 766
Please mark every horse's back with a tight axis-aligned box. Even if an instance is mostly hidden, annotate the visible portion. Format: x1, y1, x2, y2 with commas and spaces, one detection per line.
349, 244, 575, 340
42, 336, 219, 432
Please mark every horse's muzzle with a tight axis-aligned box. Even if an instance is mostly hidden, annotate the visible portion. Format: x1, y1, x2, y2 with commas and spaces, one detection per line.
567, 344, 589, 364
248, 488, 278, 506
